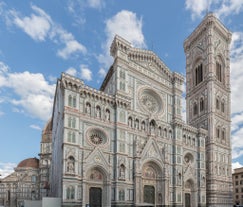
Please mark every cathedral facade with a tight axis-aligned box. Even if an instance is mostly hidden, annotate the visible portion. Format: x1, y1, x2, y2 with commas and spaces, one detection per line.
50, 13, 232, 207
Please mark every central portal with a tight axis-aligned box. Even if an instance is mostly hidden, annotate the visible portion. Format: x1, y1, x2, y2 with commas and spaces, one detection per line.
185, 193, 191, 207
144, 185, 155, 204
89, 187, 102, 207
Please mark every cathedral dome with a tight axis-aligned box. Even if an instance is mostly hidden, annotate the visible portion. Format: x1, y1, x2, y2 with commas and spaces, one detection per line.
41, 119, 52, 143
17, 157, 39, 169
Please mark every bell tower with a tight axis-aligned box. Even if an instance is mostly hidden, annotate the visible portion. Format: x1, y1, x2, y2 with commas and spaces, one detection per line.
184, 13, 232, 206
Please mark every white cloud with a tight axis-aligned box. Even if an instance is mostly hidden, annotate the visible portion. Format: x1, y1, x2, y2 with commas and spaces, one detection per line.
3, 4, 86, 60
98, 68, 106, 78
185, 0, 211, 19
66, 67, 77, 76
232, 161, 243, 170
185, 0, 243, 20
11, 5, 51, 41
87, 0, 104, 9
30, 124, 42, 131
80, 65, 92, 81
98, 10, 146, 68
0, 162, 16, 178
216, 0, 243, 18
0, 63, 55, 121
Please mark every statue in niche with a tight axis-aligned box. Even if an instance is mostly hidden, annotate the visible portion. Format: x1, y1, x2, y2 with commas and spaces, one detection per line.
119, 165, 125, 179
86, 103, 91, 114
96, 106, 101, 118
105, 109, 110, 121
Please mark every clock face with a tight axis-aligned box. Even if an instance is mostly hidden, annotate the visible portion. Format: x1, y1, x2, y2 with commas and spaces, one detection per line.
139, 88, 162, 114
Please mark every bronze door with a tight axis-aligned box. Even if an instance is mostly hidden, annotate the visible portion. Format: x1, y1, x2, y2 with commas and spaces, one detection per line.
185, 193, 191, 207
89, 187, 102, 207
144, 185, 155, 204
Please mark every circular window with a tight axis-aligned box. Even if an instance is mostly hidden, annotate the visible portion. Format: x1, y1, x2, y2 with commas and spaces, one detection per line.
139, 88, 162, 114
87, 128, 107, 146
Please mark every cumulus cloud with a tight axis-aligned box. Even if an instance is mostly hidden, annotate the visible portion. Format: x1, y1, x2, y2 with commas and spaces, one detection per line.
10, 5, 51, 41
98, 10, 146, 68
229, 31, 243, 160
80, 64, 92, 81
0, 62, 55, 121
185, 0, 243, 19
66, 67, 77, 76
185, 0, 211, 19
232, 161, 243, 170
98, 68, 106, 78
2, 4, 86, 59
0, 162, 16, 178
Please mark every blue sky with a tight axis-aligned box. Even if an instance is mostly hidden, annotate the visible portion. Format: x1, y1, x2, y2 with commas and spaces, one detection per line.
1, 0, 243, 177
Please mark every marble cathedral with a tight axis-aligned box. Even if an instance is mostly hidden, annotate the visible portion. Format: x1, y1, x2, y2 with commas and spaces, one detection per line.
50, 13, 233, 207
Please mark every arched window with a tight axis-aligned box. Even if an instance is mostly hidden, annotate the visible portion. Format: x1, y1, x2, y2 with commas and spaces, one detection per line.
73, 96, 76, 108
68, 95, 76, 108
119, 164, 125, 179
66, 186, 75, 199
119, 189, 125, 201
216, 98, 220, 110
200, 98, 204, 112
216, 62, 222, 82
68, 95, 72, 106
221, 100, 225, 113
193, 102, 198, 116
164, 128, 167, 138
216, 127, 220, 138
222, 128, 226, 140
71, 118, 76, 128
67, 156, 75, 173
195, 63, 203, 85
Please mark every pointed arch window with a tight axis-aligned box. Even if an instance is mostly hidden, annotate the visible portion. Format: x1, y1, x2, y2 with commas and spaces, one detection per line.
221, 100, 225, 113
195, 63, 203, 85
222, 128, 226, 141
200, 98, 204, 112
68, 95, 77, 108
216, 127, 220, 138
216, 62, 222, 82
66, 186, 75, 200
193, 102, 198, 116
119, 164, 125, 179
216, 98, 220, 110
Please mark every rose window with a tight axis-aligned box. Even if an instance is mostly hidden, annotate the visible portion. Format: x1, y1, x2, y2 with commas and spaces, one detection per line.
139, 88, 162, 114
87, 128, 107, 146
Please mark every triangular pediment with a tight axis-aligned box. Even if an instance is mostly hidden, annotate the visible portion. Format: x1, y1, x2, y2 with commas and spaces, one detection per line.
85, 148, 109, 169
141, 138, 163, 162
128, 49, 173, 81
